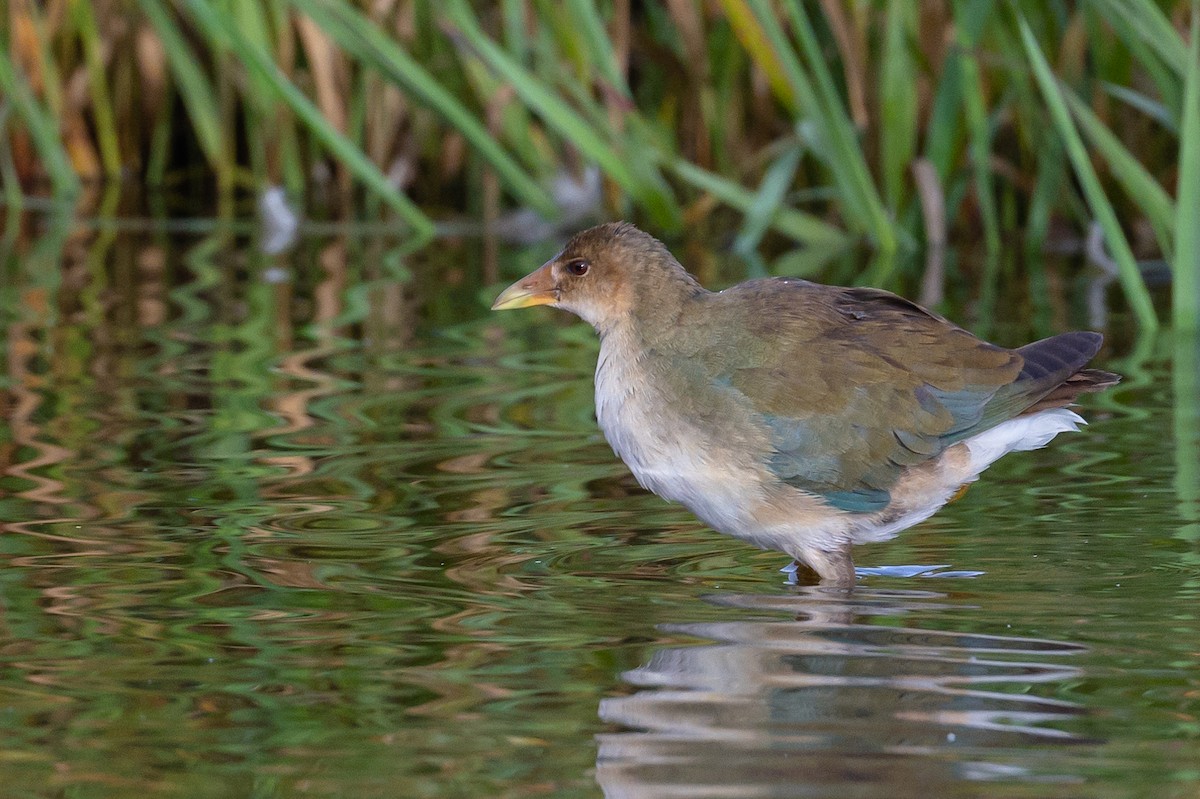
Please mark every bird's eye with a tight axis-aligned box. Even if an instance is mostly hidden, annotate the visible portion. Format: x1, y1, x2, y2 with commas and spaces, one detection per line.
564, 258, 590, 276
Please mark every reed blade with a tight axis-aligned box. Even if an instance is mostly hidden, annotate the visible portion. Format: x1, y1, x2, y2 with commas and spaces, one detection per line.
1019, 13, 1160, 331
183, 0, 435, 240
1174, 3, 1200, 330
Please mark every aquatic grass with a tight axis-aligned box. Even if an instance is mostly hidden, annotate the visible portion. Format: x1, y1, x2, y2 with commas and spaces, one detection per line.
1022, 133, 1065, 263
0, 48, 80, 199
68, 0, 120, 177
0, 107, 23, 212
1103, 82, 1179, 134
233, 0, 297, 185
1089, 0, 1189, 78
1, 0, 1198, 330
922, 50, 965, 187
733, 141, 805, 271
716, 0, 800, 113
1175, 4, 1200, 331
782, 0, 896, 254
17, 4, 66, 124
443, 0, 682, 230
136, 0, 226, 185
720, 0, 894, 250
291, 0, 557, 219
184, 0, 435, 240
670, 158, 849, 249
878, 0, 918, 216
955, 38, 1002, 263
1018, 14, 1160, 332
563, 0, 631, 98
1064, 89, 1176, 255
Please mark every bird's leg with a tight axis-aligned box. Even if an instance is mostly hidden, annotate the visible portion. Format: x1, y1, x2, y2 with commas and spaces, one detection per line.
798, 545, 856, 590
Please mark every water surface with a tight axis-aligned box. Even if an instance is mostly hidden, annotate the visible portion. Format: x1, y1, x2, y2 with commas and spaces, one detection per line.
1, 214, 1197, 797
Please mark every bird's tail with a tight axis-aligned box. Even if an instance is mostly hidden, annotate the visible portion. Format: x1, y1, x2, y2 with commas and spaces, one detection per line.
1014, 331, 1121, 414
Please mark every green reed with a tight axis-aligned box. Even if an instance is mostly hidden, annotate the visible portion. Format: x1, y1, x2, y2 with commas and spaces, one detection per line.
1175, 4, 1200, 331
1, 0, 1198, 328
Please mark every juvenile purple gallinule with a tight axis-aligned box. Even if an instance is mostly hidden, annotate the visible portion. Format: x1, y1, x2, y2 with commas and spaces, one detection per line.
492, 223, 1119, 587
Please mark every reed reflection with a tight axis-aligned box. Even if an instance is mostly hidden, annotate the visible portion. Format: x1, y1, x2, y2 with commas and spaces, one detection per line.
597, 586, 1091, 798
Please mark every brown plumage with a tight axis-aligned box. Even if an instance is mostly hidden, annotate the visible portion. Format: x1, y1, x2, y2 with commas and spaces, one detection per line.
493, 223, 1120, 587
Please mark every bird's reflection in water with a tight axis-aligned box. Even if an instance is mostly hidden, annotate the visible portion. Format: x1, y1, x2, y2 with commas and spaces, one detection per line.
597, 587, 1091, 798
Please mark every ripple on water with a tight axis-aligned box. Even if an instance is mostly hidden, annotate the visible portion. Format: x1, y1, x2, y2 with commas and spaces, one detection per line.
2, 228, 1195, 798
597, 587, 1098, 798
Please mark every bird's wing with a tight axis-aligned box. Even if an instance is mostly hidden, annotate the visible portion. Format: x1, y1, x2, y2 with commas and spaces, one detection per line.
696, 280, 1093, 512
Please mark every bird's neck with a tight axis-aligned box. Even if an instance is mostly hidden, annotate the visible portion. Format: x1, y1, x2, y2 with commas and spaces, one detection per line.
598, 262, 707, 343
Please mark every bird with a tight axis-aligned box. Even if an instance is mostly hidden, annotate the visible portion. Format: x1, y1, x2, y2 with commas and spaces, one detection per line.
491, 222, 1120, 588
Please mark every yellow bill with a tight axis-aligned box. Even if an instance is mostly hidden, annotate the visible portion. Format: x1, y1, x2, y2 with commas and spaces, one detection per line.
491, 262, 557, 310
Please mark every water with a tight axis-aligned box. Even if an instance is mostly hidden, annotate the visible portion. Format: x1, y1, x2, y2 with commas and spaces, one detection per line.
1, 214, 1197, 798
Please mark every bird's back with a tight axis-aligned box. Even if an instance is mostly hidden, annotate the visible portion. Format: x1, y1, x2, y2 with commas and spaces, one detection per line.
642, 278, 1117, 513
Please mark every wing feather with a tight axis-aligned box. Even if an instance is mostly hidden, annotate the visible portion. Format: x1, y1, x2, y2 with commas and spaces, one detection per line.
691, 279, 1090, 512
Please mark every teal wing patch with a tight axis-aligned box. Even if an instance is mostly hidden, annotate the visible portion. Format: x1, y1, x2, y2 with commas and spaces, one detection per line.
753, 381, 1010, 514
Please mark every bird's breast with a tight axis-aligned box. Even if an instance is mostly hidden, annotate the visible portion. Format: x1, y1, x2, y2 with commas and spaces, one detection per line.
593, 335, 770, 533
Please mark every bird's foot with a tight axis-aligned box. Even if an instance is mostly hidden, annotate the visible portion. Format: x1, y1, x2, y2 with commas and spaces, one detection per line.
781, 561, 800, 585
783, 547, 857, 590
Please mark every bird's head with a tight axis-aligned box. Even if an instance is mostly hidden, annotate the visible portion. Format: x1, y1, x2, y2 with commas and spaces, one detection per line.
491, 222, 701, 333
